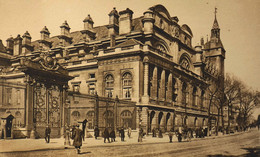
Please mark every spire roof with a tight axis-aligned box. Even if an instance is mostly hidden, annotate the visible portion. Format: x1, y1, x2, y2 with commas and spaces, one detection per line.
212, 7, 219, 29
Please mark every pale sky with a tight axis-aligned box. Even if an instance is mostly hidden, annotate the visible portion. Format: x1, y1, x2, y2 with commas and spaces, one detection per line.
0, 0, 260, 90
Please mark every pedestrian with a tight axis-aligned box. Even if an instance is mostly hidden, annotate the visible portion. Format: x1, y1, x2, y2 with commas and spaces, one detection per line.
158, 128, 163, 138
110, 129, 116, 142
82, 119, 88, 141
45, 125, 51, 143
127, 127, 132, 138
120, 127, 125, 141
72, 124, 84, 154
138, 127, 143, 142
94, 126, 99, 139
64, 124, 71, 147
168, 128, 174, 143
103, 127, 110, 143
152, 127, 156, 137
177, 127, 183, 142
187, 128, 192, 142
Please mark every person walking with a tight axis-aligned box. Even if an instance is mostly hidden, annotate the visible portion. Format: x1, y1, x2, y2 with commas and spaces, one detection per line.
138, 127, 143, 142
94, 126, 99, 139
64, 125, 71, 147
127, 127, 132, 138
120, 127, 125, 141
168, 128, 174, 143
110, 129, 116, 142
103, 127, 110, 143
72, 125, 84, 154
45, 125, 51, 143
152, 127, 157, 137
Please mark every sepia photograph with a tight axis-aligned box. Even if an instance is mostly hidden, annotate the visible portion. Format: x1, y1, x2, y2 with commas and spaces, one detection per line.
0, 0, 259, 156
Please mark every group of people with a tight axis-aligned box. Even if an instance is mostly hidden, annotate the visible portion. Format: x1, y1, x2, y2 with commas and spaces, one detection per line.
102, 127, 132, 143
45, 123, 86, 154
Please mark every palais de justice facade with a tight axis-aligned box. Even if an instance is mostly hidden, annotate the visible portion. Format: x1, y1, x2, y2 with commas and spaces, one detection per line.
0, 4, 225, 138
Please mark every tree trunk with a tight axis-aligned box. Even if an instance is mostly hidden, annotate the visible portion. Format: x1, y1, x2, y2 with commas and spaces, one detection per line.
221, 103, 225, 135
216, 107, 220, 136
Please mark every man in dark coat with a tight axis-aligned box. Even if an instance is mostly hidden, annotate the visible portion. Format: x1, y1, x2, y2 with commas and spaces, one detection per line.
72, 125, 84, 154
45, 125, 51, 143
110, 129, 116, 142
120, 127, 125, 141
168, 128, 174, 143
103, 127, 110, 143
152, 127, 157, 137
82, 119, 88, 141
94, 126, 99, 139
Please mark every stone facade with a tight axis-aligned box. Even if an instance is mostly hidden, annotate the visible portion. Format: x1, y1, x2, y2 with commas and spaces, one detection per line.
0, 4, 225, 138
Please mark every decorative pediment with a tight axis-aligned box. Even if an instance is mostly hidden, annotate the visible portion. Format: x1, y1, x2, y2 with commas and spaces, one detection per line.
149, 4, 172, 22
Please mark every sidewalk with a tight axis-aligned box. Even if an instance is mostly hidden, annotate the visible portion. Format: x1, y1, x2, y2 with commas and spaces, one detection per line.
0, 130, 249, 153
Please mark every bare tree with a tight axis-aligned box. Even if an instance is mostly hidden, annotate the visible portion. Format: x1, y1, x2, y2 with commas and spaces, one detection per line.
237, 89, 259, 131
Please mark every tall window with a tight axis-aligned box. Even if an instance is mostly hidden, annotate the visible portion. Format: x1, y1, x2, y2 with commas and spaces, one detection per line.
192, 87, 197, 106
182, 83, 187, 105
17, 89, 21, 105
201, 90, 205, 108
88, 83, 96, 95
122, 72, 132, 99
86, 111, 95, 129
105, 74, 114, 97
6, 88, 12, 105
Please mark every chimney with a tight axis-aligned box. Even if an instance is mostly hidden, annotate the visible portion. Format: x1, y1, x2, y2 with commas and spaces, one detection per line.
200, 37, 204, 46
22, 31, 33, 54
6, 37, 14, 55
13, 34, 22, 56
142, 10, 155, 34
107, 7, 119, 37
58, 21, 72, 46
83, 14, 94, 30
60, 20, 70, 36
119, 8, 133, 35
39, 26, 52, 50
81, 15, 96, 41
40, 26, 50, 40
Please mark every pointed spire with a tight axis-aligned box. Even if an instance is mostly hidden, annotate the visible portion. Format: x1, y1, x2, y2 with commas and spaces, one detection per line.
212, 7, 219, 29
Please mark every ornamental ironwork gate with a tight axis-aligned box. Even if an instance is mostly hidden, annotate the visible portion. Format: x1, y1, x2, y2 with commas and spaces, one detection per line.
34, 83, 62, 137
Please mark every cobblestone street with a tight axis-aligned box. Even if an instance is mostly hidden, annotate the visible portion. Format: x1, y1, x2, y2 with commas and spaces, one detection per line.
0, 129, 259, 157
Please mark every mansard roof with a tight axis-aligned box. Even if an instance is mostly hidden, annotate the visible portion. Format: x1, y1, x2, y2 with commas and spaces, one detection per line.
115, 38, 143, 48
31, 17, 143, 50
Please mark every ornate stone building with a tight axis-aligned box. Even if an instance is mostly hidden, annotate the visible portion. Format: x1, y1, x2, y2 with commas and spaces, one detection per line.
0, 4, 225, 138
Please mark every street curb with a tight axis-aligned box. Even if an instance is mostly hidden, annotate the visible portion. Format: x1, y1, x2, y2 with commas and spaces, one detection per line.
0, 130, 252, 153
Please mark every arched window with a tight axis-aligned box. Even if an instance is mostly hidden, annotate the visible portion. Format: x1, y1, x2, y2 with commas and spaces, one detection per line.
122, 72, 132, 99
105, 74, 114, 97
103, 110, 114, 127
192, 87, 197, 106
86, 111, 95, 129
72, 111, 80, 121
180, 58, 190, 70
121, 110, 132, 128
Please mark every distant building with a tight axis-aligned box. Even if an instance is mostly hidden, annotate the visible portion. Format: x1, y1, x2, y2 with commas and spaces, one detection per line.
0, 4, 225, 138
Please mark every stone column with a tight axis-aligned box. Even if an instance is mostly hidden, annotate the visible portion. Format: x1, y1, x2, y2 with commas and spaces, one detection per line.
24, 75, 34, 138
151, 111, 158, 130
159, 69, 165, 101
175, 78, 182, 106
142, 61, 149, 103
166, 73, 173, 102
151, 66, 158, 99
